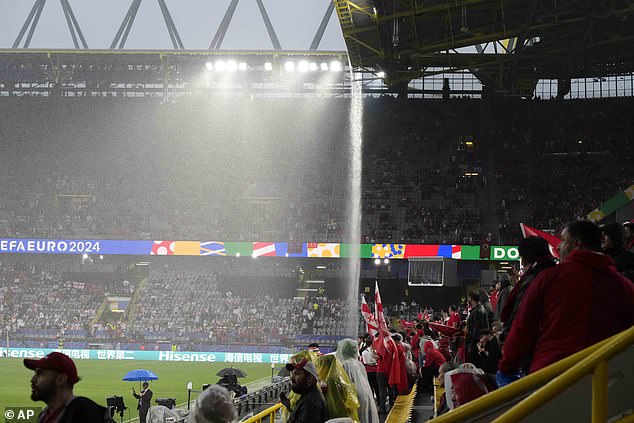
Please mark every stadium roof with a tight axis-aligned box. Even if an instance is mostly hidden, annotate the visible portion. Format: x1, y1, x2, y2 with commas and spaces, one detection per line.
0, 49, 353, 96
334, 0, 634, 95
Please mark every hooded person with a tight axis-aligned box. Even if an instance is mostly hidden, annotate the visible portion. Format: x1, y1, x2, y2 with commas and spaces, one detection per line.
335, 339, 379, 423
421, 340, 446, 394
315, 354, 360, 422
186, 385, 236, 423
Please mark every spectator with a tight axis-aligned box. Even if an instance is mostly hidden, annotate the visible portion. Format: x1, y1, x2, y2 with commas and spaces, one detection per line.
434, 361, 459, 417
447, 305, 461, 328
420, 340, 446, 394
493, 276, 512, 322
281, 359, 329, 423
360, 341, 379, 407
498, 221, 634, 382
187, 385, 236, 423
624, 222, 634, 251
473, 330, 502, 374
499, 236, 556, 346
24, 352, 108, 422
465, 291, 490, 364
601, 222, 634, 281
315, 354, 359, 422
335, 339, 379, 423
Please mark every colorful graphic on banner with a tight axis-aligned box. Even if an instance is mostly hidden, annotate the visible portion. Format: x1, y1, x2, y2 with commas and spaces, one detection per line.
173, 241, 201, 256
253, 242, 276, 257
372, 244, 405, 258
404, 244, 440, 258
587, 184, 634, 222
200, 242, 226, 256
225, 242, 253, 257
307, 243, 340, 257
274, 242, 308, 257
340, 243, 373, 258
151, 241, 175, 255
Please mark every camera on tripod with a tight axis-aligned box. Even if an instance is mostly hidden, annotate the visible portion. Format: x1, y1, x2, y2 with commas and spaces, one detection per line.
106, 396, 127, 421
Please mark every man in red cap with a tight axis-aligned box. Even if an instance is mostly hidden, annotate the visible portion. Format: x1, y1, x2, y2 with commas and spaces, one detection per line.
24, 352, 108, 423
279, 358, 328, 423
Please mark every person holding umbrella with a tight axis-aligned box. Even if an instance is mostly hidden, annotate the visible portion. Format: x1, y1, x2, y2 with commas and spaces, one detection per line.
132, 382, 153, 423
123, 368, 158, 423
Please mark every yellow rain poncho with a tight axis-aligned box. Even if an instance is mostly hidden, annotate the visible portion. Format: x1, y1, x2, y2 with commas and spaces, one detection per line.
316, 354, 360, 422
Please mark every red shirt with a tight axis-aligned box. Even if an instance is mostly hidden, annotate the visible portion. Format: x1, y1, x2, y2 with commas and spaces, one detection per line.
448, 312, 461, 328
499, 250, 634, 373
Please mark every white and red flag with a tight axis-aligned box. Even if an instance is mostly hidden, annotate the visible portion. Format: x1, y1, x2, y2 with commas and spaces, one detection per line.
361, 296, 379, 337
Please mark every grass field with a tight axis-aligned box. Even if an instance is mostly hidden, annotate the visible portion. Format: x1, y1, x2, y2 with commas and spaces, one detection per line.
0, 358, 273, 420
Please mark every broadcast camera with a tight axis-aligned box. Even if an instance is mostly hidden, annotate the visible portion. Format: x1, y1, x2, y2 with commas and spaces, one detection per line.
106, 396, 127, 423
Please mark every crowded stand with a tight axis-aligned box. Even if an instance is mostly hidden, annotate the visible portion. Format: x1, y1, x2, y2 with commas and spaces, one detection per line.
1, 97, 632, 245
493, 98, 634, 244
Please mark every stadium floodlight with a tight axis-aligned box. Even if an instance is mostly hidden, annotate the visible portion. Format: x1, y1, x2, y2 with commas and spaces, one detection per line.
298, 60, 309, 73
320, 62, 328, 71
384, 258, 390, 264
330, 61, 343, 72
205, 62, 213, 71
264, 62, 273, 71
214, 60, 226, 72
374, 258, 381, 265
309, 62, 318, 72
238, 62, 247, 71
377, 71, 385, 78
284, 61, 295, 72
226, 60, 238, 72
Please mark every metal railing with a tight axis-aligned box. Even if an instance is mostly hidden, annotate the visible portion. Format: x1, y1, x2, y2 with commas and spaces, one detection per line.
494, 325, 634, 423
432, 325, 634, 422
241, 403, 282, 423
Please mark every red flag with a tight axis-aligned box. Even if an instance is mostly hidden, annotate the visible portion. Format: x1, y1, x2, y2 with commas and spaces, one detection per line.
520, 223, 561, 258
429, 322, 462, 337
374, 281, 388, 332
361, 296, 379, 337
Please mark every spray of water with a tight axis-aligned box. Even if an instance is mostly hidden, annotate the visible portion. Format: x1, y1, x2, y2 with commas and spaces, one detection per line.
344, 69, 364, 338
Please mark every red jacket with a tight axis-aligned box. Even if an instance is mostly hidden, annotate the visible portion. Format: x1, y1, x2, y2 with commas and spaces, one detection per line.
498, 249, 634, 374
423, 340, 446, 368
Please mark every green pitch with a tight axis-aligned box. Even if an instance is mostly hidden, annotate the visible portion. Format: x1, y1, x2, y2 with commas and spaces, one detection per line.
0, 358, 273, 412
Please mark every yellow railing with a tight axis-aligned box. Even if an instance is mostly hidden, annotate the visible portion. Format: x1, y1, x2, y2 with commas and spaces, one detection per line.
242, 403, 282, 423
433, 325, 634, 422
495, 325, 634, 423
385, 383, 417, 423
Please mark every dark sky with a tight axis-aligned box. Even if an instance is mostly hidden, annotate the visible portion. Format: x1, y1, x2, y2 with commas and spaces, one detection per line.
0, 0, 345, 50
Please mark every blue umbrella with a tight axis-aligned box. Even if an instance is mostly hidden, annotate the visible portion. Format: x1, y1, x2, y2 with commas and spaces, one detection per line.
123, 369, 159, 390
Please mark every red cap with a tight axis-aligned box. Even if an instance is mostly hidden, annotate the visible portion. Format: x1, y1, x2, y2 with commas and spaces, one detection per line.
24, 352, 79, 385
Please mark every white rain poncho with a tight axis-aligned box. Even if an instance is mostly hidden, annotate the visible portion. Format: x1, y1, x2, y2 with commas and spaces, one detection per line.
147, 406, 188, 423
335, 339, 379, 423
